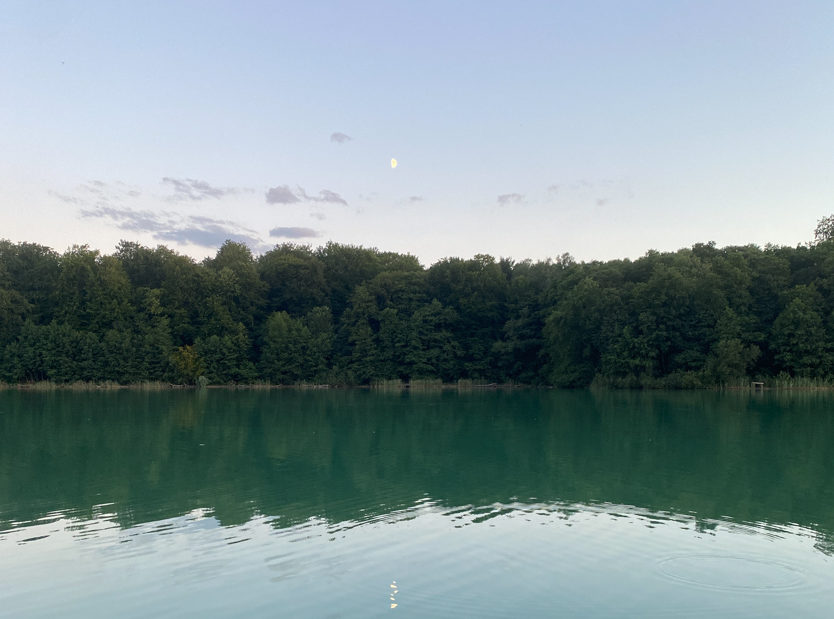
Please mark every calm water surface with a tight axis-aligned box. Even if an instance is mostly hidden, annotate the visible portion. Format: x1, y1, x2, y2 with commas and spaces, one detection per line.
1, 389, 833, 617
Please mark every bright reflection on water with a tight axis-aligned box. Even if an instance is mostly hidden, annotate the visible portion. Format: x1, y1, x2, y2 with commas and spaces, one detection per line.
1, 389, 834, 616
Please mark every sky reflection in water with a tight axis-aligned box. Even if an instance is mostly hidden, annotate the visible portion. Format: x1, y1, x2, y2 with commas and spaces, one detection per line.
2, 499, 833, 618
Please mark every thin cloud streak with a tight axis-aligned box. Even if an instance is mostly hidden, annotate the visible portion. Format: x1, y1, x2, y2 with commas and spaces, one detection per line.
307, 188, 347, 205
49, 191, 83, 205
162, 177, 246, 201
266, 185, 348, 206
269, 227, 321, 239
497, 193, 524, 205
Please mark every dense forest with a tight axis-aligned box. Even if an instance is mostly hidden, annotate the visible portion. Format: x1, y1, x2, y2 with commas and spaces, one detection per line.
2, 226, 834, 387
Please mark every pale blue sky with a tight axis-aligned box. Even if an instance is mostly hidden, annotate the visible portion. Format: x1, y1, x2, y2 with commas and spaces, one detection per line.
2, 1, 832, 264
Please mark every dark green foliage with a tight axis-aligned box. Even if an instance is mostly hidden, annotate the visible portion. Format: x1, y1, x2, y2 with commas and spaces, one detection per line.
195, 323, 256, 384
0, 283, 30, 347
258, 244, 328, 317
260, 311, 311, 384
406, 299, 461, 380
0, 240, 59, 324
771, 296, 830, 377
316, 242, 385, 318
814, 215, 834, 245
427, 255, 509, 379
3, 233, 834, 386
170, 345, 204, 385
303, 306, 334, 381
543, 241, 834, 388
203, 241, 265, 331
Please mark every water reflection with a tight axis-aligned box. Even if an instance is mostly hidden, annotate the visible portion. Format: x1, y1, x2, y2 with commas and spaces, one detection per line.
2, 389, 834, 541
4, 388, 834, 614
3, 497, 832, 617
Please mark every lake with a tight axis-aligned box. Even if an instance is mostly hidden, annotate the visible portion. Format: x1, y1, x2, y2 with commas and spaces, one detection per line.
1, 389, 833, 617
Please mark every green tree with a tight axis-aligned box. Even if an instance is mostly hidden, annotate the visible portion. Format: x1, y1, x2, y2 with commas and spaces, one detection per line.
195, 323, 256, 383
203, 241, 265, 331
705, 308, 760, 384
771, 296, 830, 377
260, 311, 311, 384
406, 300, 461, 380
375, 307, 409, 379
101, 328, 138, 383
258, 244, 328, 316
304, 306, 334, 382
135, 289, 175, 381
0, 240, 60, 323
317, 242, 383, 318
545, 277, 615, 387
0, 263, 31, 345
814, 214, 834, 245
339, 286, 380, 383
170, 345, 204, 385
427, 255, 508, 379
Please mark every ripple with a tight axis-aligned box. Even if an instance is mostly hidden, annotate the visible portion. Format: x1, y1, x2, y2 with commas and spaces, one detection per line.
657, 553, 806, 593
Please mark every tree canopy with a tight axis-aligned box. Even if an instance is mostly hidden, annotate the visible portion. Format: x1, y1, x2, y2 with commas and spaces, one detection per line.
2, 234, 834, 387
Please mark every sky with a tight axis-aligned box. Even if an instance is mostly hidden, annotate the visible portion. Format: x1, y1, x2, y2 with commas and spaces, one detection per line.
1, 0, 832, 266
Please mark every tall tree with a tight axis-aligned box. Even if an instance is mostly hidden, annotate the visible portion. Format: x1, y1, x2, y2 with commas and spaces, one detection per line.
771, 293, 830, 377
204, 241, 265, 331
258, 244, 328, 316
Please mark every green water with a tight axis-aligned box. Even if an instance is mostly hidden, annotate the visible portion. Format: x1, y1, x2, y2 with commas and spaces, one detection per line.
1, 389, 833, 617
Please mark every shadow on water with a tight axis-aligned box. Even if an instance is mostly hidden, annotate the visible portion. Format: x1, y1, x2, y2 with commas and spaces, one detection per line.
1, 388, 833, 550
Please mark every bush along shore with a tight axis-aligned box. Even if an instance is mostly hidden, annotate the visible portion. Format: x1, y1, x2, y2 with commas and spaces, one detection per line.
3, 233, 834, 389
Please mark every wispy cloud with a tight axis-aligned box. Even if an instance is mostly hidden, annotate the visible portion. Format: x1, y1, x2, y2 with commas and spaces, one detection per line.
56, 179, 265, 251
156, 220, 264, 249
310, 212, 326, 221
547, 178, 634, 205
497, 193, 524, 206
80, 180, 107, 194
162, 177, 247, 201
265, 185, 348, 206
52, 180, 142, 206
265, 185, 301, 204
408, 195, 424, 203
80, 205, 267, 251
330, 132, 352, 143
269, 227, 321, 239
49, 191, 83, 205
79, 205, 169, 233
306, 188, 347, 205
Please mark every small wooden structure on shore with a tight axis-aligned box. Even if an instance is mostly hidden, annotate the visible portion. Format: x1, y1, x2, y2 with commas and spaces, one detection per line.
752, 381, 764, 392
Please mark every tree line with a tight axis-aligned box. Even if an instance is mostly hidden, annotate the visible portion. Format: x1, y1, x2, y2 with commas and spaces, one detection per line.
1, 232, 834, 387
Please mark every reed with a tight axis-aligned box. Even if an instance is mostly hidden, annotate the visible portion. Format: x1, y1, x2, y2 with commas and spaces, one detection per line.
770, 374, 834, 390
370, 378, 405, 390
408, 378, 443, 391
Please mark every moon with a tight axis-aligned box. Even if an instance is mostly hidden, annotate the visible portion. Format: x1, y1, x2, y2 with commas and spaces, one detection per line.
390, 158, 398, 169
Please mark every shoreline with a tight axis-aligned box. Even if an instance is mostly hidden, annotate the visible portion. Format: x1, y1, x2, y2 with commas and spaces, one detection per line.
3, 380, 834, 392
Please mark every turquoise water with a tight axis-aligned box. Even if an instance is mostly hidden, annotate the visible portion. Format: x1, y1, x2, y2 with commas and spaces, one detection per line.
1, 389, 833, 616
